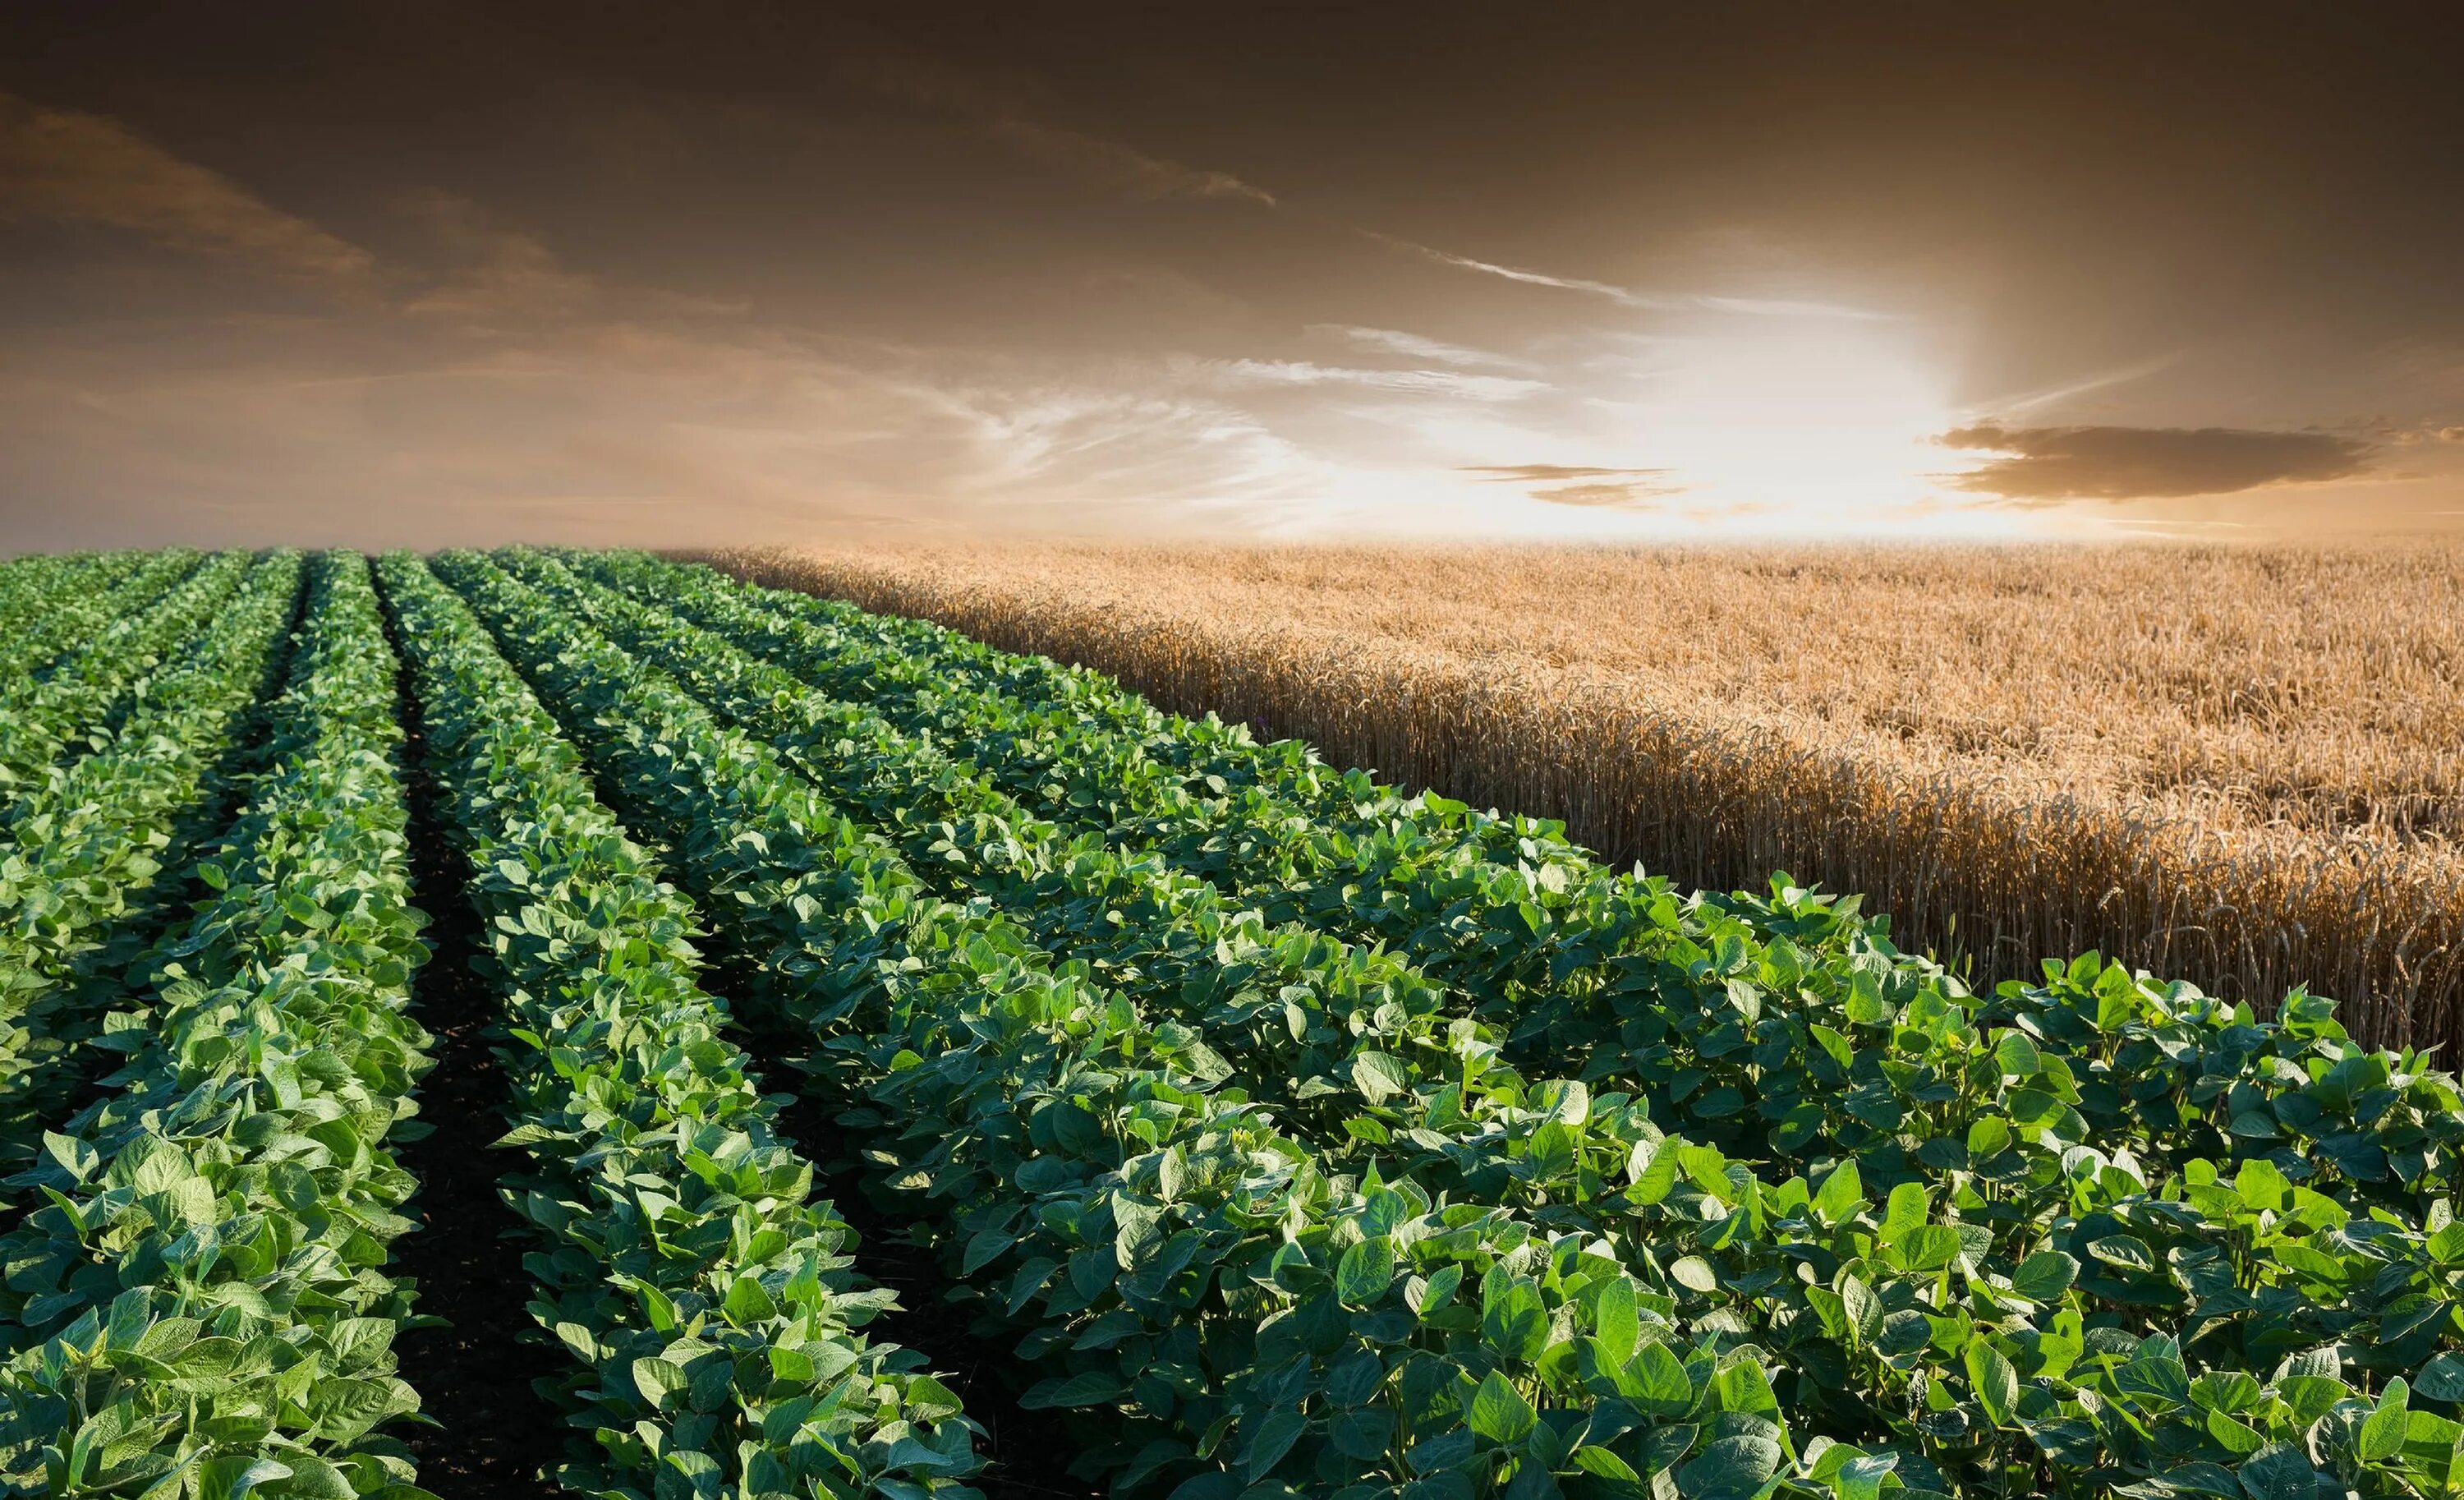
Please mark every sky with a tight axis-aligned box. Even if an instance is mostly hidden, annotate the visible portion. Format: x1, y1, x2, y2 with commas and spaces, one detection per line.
3, 2, 2462, 548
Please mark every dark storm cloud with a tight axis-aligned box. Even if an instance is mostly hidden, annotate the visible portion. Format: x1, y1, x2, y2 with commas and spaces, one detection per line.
1938, 424, 2374, 502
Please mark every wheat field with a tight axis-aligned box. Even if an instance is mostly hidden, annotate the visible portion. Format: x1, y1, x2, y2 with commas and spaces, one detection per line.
695, 540, 2464, 1055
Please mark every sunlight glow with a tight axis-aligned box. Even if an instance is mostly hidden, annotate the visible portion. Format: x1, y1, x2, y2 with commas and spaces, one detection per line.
1626, 322, 2005, 534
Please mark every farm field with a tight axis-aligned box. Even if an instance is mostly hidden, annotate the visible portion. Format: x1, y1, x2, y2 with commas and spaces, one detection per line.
702, 541, 2464, 1057
0, 545, 2459, 1500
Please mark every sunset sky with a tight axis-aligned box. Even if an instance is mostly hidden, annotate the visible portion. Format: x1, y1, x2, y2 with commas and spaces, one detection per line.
4, 2, 2461, 548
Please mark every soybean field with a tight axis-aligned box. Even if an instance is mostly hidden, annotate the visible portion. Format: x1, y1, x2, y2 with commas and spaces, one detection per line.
0, 545, 2459, 1500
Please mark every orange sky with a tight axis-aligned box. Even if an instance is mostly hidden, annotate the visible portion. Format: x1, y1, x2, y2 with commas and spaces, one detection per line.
4, 2, 2462, 549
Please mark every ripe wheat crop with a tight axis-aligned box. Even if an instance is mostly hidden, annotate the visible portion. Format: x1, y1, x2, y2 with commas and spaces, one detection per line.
695, 539, 2464, 1056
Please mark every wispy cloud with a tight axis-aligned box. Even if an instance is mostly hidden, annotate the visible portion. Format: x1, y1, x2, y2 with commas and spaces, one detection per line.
1938, 422, 2374, 503
1459, 462, 1684, 510
397, 189, 603, 325
0, 90, 377, 290
1528, 481, 1680, 508
1192, 357, 1548, 402
1363, 232, 1892, 320
835, 50, 1892, 325
1311, 317, 1538, 369
844, 49, 1275, 206
1459, 463, 1669, 483
1311, 324, 1538, 371
1982, 353, 2184, 417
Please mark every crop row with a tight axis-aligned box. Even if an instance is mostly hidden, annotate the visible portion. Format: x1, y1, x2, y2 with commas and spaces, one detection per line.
0, 552, 305, 1175
0, 553, 434, 1497
436, 548, 1965, 1500
0, 552, 174, 684
0, 550, 234, 806
377, 552, 981, 1500
476, 548, 2464, 1500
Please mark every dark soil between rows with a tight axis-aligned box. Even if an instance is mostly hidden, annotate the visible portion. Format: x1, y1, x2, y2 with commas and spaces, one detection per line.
381, 586, 568, 1498
717, 950, 1105, 1500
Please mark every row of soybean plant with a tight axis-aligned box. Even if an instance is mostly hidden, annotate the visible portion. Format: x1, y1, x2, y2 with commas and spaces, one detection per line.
0, 553, 422, 1497
0, 551, 301, 1180
379, 552, 981, 1498
1, 551, 985, 1500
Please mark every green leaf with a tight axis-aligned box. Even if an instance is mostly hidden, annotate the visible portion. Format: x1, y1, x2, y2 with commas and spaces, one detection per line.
1965, 1343, 2019, 1429
1676, 1435, 1781, 1498
632, 1357, 688, 1409
1632, 1342, 1694, 1419
197, 1457, 292, 1500
1244, 1406, 1308, 1480
1627, 1139, 1679, 1205
2361, 1376, 2409, 1461
1836, 1454, 1898, 1500
1333, 1410, 1395, 1461
1338, 1236, 1397, 1308
1899, 1224, 1962, 1272
2207, 1410, 2265, 1458
1994, 1031, 2042, 1078
1469, 1371, 1538, 1447
1669, 1256, 1719, 1294
2415, 1353, 2464, 1403
1352, 1051, 1409, 1105
1593, 1276, 1639, 1368
2236, 1442, 2319, 1500
1881, 1181, 1928, 1240
962, 1227, 1015, 1275
1840, 1274, 1882, 1345
2190, 1371, 2262, 1415
1812, 1161, 1864, 1223
2089, 1234, 2156, 1273
2010, 1249, 2078, 1303
1571, 1446, 1643, 1492
1483, 1281, 1549, 1362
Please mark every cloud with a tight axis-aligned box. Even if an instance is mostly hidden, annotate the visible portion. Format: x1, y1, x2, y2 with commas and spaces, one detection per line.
1938, 422, 2374, 502
1192, 357, 1547, 402
1311, 324, 1538, 371
0, 90, 375, 290
1458, 463, 1684, 509
1531, 481, 1677, 509
836, 48, 1907, 334
1982, 353, 2184, 417
0, 302, 1369, 547
845, 49, 1274, 206
1460, 463, 1671, 483
1363, 232, 1890, 320
830, 48, 1889, 326
397, 190, 604, 325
